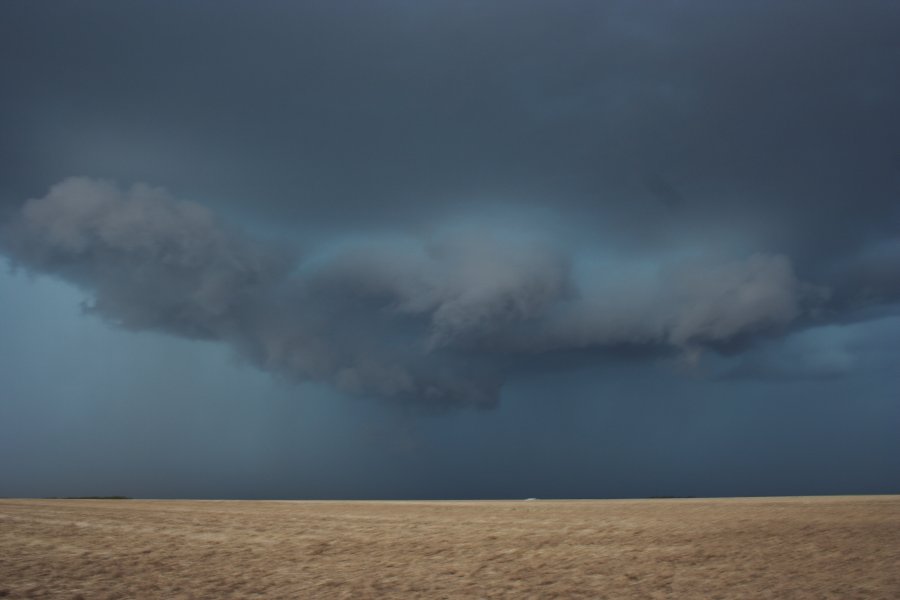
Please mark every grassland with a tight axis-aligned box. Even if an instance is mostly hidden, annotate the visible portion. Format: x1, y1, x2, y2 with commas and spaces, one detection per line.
1, 496, 898, 599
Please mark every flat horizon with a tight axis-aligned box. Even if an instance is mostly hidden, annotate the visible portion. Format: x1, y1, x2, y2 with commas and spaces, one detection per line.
3, 495, 898, 598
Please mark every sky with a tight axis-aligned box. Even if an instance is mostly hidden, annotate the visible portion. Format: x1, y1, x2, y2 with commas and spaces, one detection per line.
1, 1, 899, 499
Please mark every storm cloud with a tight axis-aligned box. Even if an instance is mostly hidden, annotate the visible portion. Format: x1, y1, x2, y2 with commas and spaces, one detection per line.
1, 1, 900, 501
0, 176, 860, 408
0, 0, 898, 408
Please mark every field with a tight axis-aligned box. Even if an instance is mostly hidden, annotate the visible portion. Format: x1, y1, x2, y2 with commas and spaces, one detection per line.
1, 496, 898, 599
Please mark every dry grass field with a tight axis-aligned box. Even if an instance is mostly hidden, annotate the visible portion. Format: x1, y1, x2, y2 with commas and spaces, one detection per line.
1, 496, 898, 599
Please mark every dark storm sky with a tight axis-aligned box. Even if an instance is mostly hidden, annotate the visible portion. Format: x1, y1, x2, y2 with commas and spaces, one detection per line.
1, 1, 899, 499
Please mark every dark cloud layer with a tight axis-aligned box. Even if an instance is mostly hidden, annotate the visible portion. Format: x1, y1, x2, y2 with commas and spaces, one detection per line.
1, 1, 899, 411
0, 175, 889, 409
3, 2, 899, 242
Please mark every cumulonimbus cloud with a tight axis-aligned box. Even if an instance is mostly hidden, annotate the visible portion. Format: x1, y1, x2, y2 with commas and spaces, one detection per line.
2, 177, 871, 409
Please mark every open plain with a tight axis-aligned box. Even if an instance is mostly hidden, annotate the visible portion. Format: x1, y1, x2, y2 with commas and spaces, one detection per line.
1, 496, 898, 599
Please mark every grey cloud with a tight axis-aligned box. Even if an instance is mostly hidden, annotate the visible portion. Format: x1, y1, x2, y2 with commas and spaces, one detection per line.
3, 0, 898, 258
722, 335, 855, 382
2, 0, 899, 407
311, 228, 571, 349
1, 177, 832, 408
662, 255, 809, 346
515, 253, 815, 354
2, 0, 900, 503
716, 313, 900, 382
2, 178, 286, 339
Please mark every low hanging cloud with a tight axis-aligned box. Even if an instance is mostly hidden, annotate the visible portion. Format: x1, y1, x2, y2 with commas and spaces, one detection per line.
2, 177, 288, 339
533, 254, 813, 353
0, 177, 850, 409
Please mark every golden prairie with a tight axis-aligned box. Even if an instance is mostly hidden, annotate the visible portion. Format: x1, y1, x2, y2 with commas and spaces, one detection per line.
1, 496, 898, 599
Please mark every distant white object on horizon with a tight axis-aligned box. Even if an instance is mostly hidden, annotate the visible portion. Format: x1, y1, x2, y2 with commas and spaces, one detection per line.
524, 498, 538, 501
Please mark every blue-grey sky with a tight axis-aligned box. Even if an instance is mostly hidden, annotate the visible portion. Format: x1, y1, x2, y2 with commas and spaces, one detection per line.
1, 1, 899, 499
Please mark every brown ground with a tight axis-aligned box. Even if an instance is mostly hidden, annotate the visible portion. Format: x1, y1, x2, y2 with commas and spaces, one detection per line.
1, 496, 898, 599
